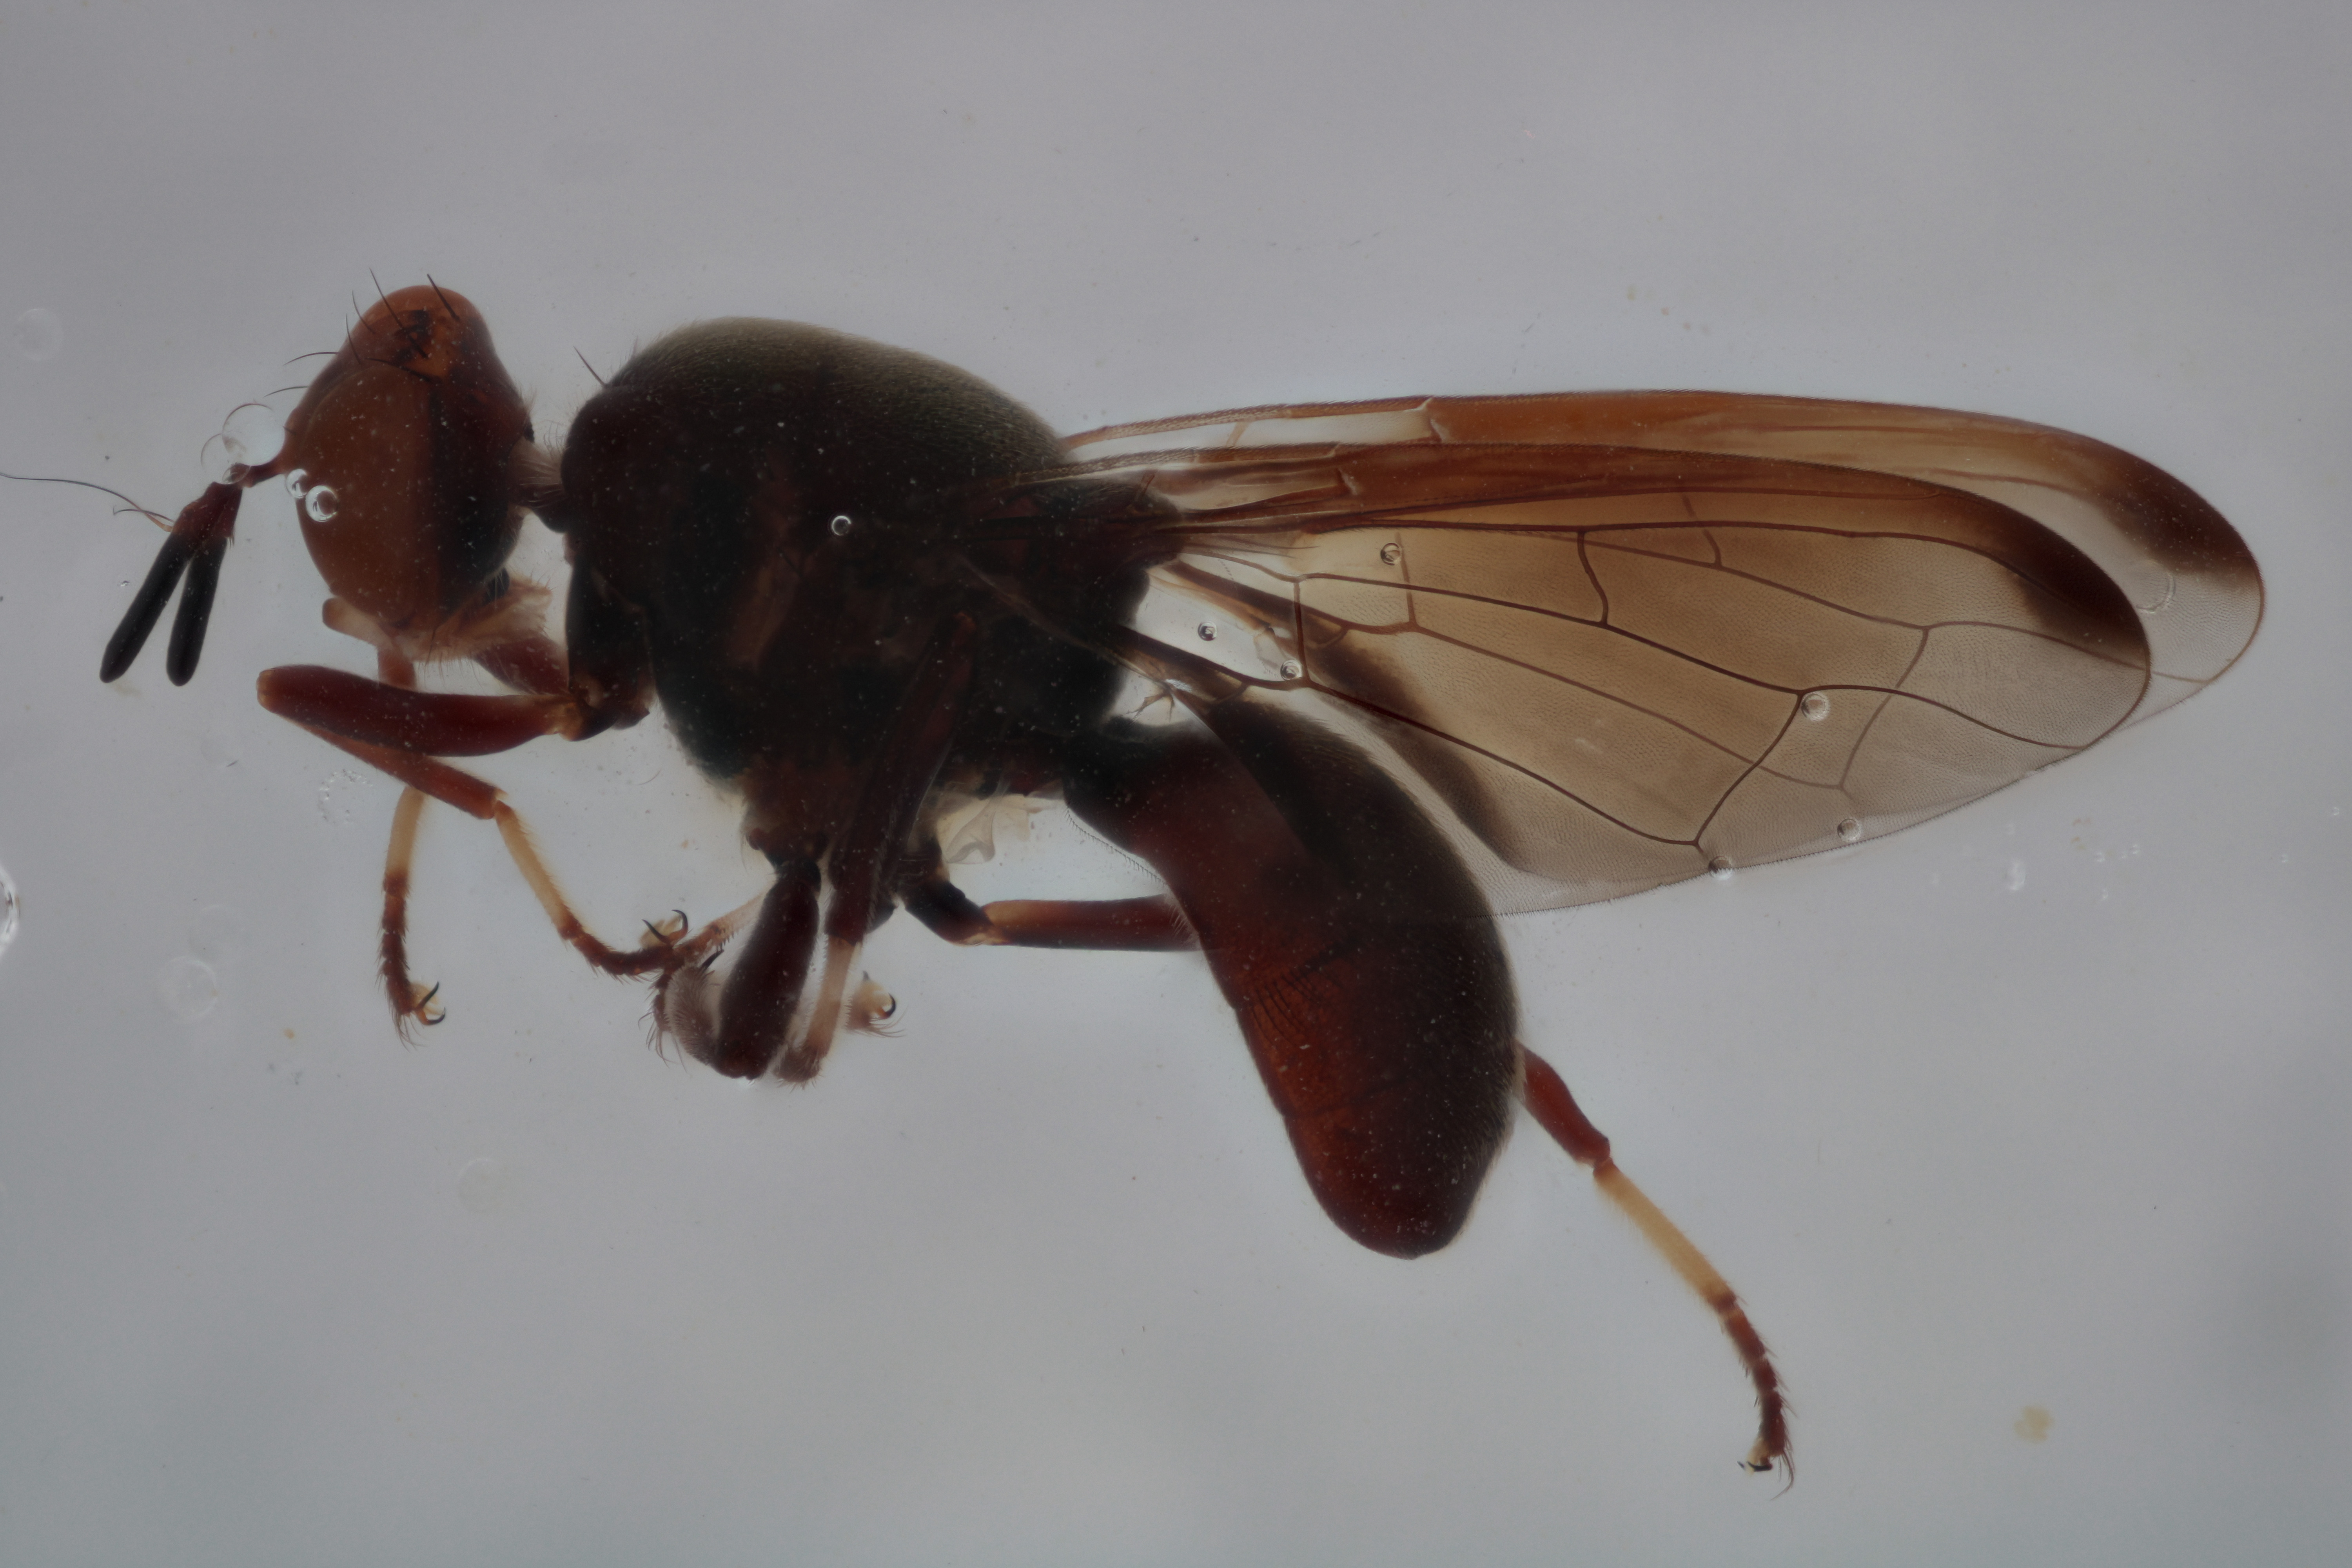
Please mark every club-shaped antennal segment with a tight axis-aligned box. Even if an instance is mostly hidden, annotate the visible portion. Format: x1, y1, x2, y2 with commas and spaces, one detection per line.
99, 479, 245, 685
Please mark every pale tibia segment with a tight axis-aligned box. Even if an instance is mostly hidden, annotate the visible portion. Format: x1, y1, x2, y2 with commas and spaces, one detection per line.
490, 802, 668, 976
379, 785, 443, 1034
1519, 1045, 1789, 1476
1590, 1163, 1788, 1477
777, 935, 858, 1082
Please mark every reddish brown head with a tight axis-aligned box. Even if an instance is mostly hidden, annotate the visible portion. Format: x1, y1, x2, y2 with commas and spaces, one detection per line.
277, 283, 534, 640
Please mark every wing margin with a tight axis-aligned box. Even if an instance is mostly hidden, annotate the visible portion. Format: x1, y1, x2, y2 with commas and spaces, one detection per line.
980, 392, 2258, 911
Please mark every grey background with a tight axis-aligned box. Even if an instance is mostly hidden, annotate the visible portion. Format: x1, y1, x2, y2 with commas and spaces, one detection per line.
2, 3, 2345, 1564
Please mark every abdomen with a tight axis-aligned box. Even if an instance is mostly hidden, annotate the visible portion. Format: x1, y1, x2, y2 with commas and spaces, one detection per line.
1067, 702, 1520, 1258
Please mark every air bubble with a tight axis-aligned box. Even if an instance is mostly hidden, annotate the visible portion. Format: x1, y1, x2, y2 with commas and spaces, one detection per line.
456, 1157, 514, 1214
220, 403, 285, 469
1837, 817, 1863, 844
829, 514, 853, 536
13, 307, 63, 361
2005, 859, 2027, 893
156, 956, 219, 1021
0, 861, 18, 965
2129, 563, 2177, 613
303, 485, 340, 523
1196, 622, 1218, 641
1708, 855, 1734, 880
283, 467, 310, 497
1799, 691, 1831, 721
1379, 542, 1403, 566
1279, 660, 1303, 680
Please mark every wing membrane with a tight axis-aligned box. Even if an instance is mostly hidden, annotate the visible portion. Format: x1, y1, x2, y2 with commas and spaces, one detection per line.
994, 393, 2259, 911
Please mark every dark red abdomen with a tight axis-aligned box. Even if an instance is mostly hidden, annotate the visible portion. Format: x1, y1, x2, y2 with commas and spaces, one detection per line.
1069, 701, 1519, 1258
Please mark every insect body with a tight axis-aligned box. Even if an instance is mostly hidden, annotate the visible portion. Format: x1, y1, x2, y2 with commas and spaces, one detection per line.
93, 284, 2263, 1477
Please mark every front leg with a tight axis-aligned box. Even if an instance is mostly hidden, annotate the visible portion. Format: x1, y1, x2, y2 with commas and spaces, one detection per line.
259, 663, 585, 755
258, 658, 676, 1033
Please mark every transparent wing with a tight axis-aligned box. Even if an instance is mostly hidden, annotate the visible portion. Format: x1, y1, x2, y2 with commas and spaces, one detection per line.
986, 392, 2261, 912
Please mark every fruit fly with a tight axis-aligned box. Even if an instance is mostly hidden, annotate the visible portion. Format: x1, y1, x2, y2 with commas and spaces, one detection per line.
88, 283, 2263, 1477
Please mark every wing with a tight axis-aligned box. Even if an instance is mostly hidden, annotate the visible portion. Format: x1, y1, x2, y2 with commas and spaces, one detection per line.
978, 392, 2262, 913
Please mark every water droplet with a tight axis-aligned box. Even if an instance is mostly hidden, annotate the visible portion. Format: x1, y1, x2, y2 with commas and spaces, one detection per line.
13, 307, 63, 361
1379, 542, 1403, 566
1196, 622, 1218, 641
1799, 691, 1831, 721
829, 513, 853, 536
2005, 859, 2027, 893
302, 485, 340, 523
1708, 855, 1734, 880
1279, 660, 1303, 680
1837, 817, 1863, 844
156, 956, 219, 1021
0, 861, 18, 965
456, 1157, 514, 1214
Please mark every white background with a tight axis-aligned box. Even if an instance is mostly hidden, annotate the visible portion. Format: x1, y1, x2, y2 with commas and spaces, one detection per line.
2, 4, 2344, 1564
